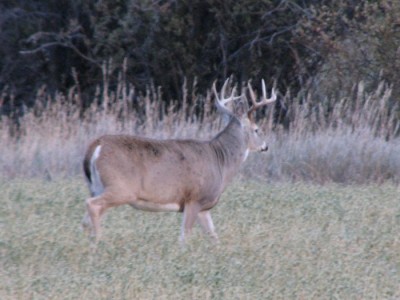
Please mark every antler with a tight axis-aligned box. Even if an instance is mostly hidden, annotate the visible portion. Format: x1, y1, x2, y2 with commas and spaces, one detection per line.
247, 79, 277, 119
212, 78, 241, 115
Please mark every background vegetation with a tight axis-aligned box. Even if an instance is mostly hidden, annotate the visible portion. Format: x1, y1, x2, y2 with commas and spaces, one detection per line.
0, 75, 399, 183
1, 1, 400, 184
1, 0, 400, 118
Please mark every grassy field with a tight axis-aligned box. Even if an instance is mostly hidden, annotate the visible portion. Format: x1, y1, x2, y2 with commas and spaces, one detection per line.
1, 178, 399, 299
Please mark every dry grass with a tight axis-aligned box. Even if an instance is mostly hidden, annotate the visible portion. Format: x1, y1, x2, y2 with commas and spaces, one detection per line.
1, 178, 399, 299
0, 82, 218, 178
1, 79, 399, 184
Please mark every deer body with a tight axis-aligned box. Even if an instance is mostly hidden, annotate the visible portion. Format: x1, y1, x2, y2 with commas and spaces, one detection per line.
82, 80, 276, 243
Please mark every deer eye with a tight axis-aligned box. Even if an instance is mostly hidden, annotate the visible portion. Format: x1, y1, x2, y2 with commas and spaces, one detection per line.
254, 128, 259, 133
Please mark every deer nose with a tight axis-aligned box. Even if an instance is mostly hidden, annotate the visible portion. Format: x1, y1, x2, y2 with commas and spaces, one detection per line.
260, 142, 268, 152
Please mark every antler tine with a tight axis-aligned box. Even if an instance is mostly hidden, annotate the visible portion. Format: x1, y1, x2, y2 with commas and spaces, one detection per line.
213, 79, 230, 115
261, 79, 277, 105
213, 78, 241, 115
220, 78, 228, 103
212, 80, 220, 101
247, 79, 277, 119
248, 79, 277, 110
221, 78, 239, 105
262, 79, 267, 102
247, 80, 257, 107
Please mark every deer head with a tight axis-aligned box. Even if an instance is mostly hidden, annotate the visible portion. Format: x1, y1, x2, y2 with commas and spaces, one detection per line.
213, 78, 277, 155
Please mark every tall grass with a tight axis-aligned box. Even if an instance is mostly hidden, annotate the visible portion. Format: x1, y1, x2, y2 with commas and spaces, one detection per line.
265, 81, 400, 184
1, 76, 399, 184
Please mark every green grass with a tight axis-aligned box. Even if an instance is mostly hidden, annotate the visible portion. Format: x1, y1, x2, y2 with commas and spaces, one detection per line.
1, 178, 400, 299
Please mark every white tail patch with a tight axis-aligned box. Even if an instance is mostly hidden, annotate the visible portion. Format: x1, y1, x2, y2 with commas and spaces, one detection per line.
90, 145, 104, 196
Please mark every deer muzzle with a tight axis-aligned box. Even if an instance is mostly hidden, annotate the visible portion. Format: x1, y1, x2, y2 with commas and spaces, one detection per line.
260, 142, 268, 152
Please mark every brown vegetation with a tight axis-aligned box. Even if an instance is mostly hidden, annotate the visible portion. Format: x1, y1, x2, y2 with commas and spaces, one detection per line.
1, 77, 398, 184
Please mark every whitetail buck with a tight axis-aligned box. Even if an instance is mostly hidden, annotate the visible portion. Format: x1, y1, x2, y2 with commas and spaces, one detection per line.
82, 79, 276, 243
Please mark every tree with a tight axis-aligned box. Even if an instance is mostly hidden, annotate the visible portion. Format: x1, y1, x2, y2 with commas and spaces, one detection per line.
2, 0, 390, 119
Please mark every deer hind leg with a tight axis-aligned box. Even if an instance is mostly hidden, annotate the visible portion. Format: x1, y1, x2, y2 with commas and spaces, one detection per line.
85, 194, 112, 242
197, 210, 219, 243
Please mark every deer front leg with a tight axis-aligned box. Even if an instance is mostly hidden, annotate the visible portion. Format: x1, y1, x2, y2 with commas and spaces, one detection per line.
197, 210, 219, 243
180, 202, 201, 245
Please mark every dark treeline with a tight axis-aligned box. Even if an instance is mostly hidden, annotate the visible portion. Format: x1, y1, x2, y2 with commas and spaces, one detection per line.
1, 0, 399, 118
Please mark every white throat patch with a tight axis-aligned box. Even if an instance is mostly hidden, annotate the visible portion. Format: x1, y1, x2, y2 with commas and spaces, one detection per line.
242, 148, 250, 162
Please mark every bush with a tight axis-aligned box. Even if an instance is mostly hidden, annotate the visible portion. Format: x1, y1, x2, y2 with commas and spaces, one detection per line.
301, 1, 400, 100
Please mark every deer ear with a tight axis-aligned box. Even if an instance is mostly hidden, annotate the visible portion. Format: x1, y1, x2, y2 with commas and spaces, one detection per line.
233, 98, 249, 118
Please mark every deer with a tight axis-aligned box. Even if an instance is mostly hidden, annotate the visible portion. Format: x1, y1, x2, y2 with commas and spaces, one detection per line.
82, 79, 277, 244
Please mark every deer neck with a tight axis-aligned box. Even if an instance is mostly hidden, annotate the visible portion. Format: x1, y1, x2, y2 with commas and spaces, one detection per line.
210, 116, 248, 183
